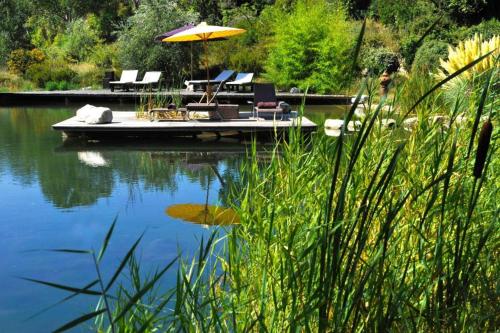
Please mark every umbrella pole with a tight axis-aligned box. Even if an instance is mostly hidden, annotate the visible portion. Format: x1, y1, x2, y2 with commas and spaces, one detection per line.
204, 40, 211, 104
190, 43, 193, 81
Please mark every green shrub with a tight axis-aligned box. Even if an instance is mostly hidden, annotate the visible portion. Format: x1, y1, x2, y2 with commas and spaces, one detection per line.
360, 46, 400, 75
89, 43, 119, 69
453, 18, 500, 41
7, 48, 45, 74
208, 4, 272, 74
60, 15, 103, 62
411, 39, 449, 74
264, 0, 355, 93
0, 70, 37, 91
73, 63, 105, 87
0, 34, 9, 65
44, 81, 58, 91
57, 80, 73, 90
26, 60, 77, 88
117, 0, 197, 84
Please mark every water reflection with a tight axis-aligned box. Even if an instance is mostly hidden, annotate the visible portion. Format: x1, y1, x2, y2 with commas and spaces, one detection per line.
0, 107, 253, 208
0, 105, 326, 332
0, 106, 252, 332
166, 204, 240, 226
77, 151, 110, 167
56, 139, 252, 208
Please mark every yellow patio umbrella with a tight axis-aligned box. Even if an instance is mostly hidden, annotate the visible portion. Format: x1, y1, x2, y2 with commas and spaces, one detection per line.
163, 22, 246, 102
166, 203, 240, 226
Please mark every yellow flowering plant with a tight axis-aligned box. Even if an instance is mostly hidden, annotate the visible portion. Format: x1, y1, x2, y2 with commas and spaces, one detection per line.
436, 34, 499, 88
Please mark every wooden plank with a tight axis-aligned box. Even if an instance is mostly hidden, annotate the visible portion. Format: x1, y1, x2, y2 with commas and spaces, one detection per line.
0, 90, 352, 106
52, 112, 317, 138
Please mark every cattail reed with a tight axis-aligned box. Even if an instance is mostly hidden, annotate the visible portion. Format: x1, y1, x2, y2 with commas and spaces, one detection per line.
473, 119, 493, 178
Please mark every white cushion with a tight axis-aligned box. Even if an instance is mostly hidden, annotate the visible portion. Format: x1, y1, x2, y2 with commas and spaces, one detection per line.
85, 107, 113, 124
75, 104, 97, 121
76, 105, 113, 124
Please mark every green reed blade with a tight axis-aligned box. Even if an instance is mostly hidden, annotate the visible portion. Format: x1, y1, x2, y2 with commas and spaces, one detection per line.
414, 15, 442, 49
98, 216, 118, 262
467, 65, 496, 158
105, 232, 145, 292
39, 249, 93, 254
25, 280, 99, 321
137, 291, 176, 333
441, 134, 458, 221
113, 256, 178, 324
19, 277, 102, 296
52, 308, 107, 333
350, 17, 366, 74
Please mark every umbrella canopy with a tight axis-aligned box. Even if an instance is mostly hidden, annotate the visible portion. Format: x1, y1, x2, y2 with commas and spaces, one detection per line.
163, 22, 246, 102
154, 23, 195, 42
166, 203, 240, 226
162, 22, 245, 42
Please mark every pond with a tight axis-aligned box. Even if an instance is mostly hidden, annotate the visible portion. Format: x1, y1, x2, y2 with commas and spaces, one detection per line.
0, 104, 344, 332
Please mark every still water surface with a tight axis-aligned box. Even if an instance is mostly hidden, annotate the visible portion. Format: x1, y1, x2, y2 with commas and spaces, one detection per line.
0, 104, 344, 331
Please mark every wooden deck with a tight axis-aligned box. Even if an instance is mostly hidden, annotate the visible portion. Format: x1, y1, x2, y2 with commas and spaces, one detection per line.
0, 89, 352, 106
52, 111, 317, 140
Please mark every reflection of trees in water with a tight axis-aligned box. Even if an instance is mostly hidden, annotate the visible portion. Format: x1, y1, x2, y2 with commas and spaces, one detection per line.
0, 108, 247, 209
39, 154, 114, 208
0, 108, 73, 185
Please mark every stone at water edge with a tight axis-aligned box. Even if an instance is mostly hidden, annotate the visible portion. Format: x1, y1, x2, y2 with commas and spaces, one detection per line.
325, 119, 344, 130
324, 119, 362, 137
403, 117, 418, 131
380, 118, 396, 129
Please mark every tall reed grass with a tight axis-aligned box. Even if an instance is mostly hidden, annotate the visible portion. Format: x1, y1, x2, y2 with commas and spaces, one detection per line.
24, 43, 498, 333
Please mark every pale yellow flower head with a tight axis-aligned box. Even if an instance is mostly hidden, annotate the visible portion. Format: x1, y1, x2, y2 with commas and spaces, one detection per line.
436, 34, 499, 88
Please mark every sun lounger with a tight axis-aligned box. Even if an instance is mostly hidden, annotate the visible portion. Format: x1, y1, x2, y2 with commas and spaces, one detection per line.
109, 70, 138, 92
251, 83, 290, 120
133, 71, 163, 91
186, 70, 235, 91
225, 72, 254, 92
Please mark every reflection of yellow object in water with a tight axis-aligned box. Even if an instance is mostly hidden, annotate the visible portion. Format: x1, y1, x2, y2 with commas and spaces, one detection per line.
166, 204, 240, 226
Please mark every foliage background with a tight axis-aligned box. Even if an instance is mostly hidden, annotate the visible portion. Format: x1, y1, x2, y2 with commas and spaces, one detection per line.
0, 0, 498, 91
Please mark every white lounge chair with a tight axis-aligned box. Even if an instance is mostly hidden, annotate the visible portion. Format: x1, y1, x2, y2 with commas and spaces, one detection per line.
225, 72, 254, 92
133, 71, 162, 91
109, 70, 138, 92
186, 70, 235, 91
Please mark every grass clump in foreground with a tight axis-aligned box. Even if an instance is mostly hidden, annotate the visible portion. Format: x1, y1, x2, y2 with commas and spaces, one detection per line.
25, 63, 498, 332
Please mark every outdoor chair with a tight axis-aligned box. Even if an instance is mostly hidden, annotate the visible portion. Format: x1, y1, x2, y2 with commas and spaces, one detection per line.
133, 71, 163, 91
225, 72, 254, 92
186, 70, 235, 92
250, 83, 289, 120
109, 70, 138, 92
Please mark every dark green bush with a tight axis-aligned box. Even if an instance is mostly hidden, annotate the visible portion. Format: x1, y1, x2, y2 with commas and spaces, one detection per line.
411, 39, 449, 74
25, 60, 77, 88
360, 47, 400, 75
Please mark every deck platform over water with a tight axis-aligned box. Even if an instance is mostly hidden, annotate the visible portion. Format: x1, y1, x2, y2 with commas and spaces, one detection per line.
52, 111, 317, 139
1, 89, 352, 106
